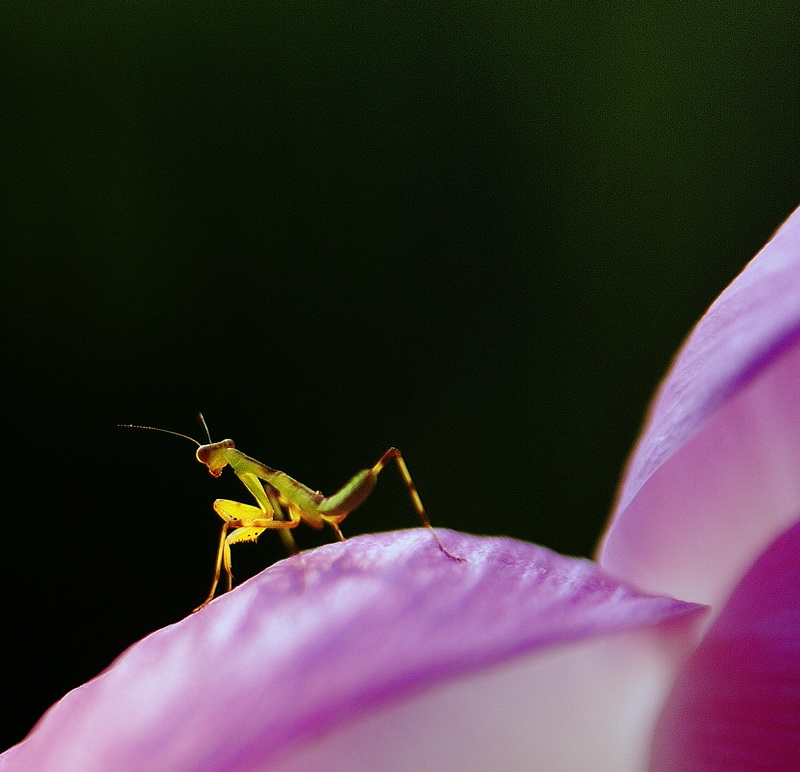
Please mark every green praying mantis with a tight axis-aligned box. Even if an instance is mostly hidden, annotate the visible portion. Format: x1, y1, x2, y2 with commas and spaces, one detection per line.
121, 416, 460, 612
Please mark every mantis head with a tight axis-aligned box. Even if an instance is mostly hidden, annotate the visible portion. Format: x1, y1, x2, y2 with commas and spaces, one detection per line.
196, 440, 236, 477
120, 414, 234, 477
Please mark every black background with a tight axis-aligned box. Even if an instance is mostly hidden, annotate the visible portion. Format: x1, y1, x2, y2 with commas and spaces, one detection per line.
2, 2, 799, 751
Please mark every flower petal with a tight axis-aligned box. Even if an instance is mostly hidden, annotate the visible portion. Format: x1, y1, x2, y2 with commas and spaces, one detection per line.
651, 516, 800, 771
599, 205, 800, 607
1, 530, 704, 771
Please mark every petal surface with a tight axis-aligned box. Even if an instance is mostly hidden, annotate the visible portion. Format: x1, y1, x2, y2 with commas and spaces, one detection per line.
599, 205, 800, 606
1, 530, 704, 771
651, 516, 800, 771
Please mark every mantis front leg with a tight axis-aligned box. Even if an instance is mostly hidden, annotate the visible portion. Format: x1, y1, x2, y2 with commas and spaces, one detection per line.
193, 475, 299, 612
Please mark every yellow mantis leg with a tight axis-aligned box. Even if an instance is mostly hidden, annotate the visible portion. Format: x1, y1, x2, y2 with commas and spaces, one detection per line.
193, 498, 301, 612
238, 472, 299, 557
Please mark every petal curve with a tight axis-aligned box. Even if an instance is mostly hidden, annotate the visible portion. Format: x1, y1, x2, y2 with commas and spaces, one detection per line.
1, 530, 704, 771
651, 516, 800, 771
599, 205, 800, 606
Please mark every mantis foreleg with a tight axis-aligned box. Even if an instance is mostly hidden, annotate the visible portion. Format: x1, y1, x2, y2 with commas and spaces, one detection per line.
193, 481, 300, 612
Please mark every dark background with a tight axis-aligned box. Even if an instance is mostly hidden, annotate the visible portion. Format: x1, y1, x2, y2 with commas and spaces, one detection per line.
2, 1, 798, 751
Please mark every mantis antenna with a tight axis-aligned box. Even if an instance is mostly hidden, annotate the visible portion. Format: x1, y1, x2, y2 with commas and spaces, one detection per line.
119, 413, 213, 447
198, 413, 213, 444
118, 423, 202, 447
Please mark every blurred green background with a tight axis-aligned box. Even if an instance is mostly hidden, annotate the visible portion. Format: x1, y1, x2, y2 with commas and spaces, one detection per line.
2, 0, 798, 750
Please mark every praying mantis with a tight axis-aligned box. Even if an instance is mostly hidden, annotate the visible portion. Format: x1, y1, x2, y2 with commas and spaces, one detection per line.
121, 416, 460, 611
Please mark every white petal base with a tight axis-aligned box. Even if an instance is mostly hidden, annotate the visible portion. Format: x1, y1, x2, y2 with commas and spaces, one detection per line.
272, 618, 700, 772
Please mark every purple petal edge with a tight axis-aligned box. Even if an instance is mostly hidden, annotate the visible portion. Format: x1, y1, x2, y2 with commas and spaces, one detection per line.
598, 206, 800, 605
1, 530, 704, 772
606, 205, 800, 520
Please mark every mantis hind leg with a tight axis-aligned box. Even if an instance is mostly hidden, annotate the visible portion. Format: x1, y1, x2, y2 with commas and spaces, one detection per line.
371, 448, 462, 560
319, 448, 461, 560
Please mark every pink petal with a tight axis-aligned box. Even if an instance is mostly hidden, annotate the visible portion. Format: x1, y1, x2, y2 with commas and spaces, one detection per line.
651, 516, 800, 771
1, 530, 704, 771
598, 205, 800, 607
